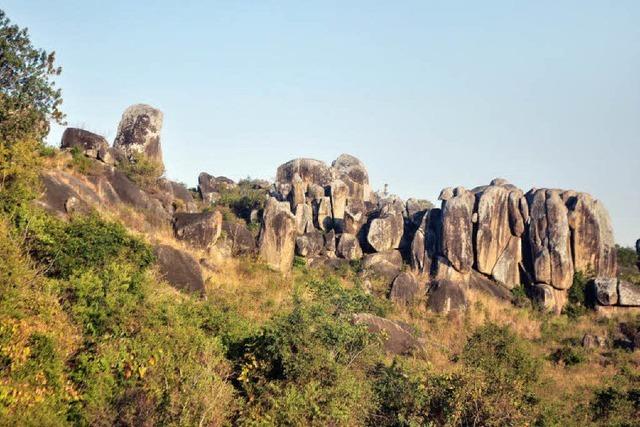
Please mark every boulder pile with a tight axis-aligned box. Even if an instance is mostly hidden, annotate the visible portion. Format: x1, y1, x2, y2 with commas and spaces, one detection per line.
46, 104, 636, 316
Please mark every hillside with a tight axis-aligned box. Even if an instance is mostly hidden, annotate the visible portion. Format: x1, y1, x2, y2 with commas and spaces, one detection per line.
1, 10, 640, 426
0, 102, 639, 426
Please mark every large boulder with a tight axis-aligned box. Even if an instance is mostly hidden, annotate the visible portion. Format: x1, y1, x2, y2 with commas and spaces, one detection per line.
60, 128, 109, 158
330, 154, 371, 201
526, 189, 574, 290
410, 209, 441, 274
592, 277, 618, 306
113, 104, 164, 169
352, 313, 420, 355
361, 250, 403, 283
198, 173, 236, 204
220, 221, 256, 255
343, 199, 367, 236
173, 211, 223, 249
295, 231, 324, 257
258, 198, 297, 272
618, 281, 640, 306
336, 233, 363, 260
276, 158, 332, 190
475, 184, 524, 288
439, 187, 475, 273
531, 283, 567, 314
427, 280, 467, 314
329, 179, 349, 226
566, 192, 617, 278
313, 197, 333, 231
294, 203, 314, 234
390, 272, 423, 305
366, 204, 404, 252
154, 245, 205, 293
405, 198, 433, 226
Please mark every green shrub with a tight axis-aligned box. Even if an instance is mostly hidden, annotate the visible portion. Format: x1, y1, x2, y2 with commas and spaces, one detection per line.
69, 146, 96, 175
214, 180, 266, 221
18, 211, 154, 279
550, 343, 586, 367
564, 271, 590, 319
231, 282, 381, 425
461, 323, 541, 386
117, 151, 164, 187
590, 367, 640, 425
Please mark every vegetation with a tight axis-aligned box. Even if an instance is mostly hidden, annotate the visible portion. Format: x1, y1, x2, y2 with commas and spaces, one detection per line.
213, 178, 267, 222
1, 8, 639, 426
117, 151, 165, 187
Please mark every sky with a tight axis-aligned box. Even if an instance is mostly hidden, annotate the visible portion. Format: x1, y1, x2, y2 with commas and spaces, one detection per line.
4, 1, 639, 246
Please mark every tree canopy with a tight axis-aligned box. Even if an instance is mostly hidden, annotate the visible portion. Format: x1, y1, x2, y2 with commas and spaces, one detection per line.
0, 9, 64, 143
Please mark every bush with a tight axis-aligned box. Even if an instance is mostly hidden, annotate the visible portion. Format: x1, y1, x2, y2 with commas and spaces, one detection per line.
117, 151, 164, 187
550, 343, 586, 367
231, 280, 382, 425
214, 180, 266, 222
590, 368, 640, 424
18, 211, 154, 279
564, 271, 591, 319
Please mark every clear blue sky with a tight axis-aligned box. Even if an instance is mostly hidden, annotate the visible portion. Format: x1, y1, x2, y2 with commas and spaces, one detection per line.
5, 1, 639, 246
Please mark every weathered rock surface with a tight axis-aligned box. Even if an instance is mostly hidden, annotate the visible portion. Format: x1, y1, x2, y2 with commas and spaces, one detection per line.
330, 154, 371, 201
173, 211, 223, 249
361, 250, 403, 282
410, 209, 441, 274
343, 199, 367, 236
314, 197, 333, 231
352, 313, 419, 354
566, 192, 617, 278
439, 187, 475, 273
294, 203, 314, 234
114, 104, 164, 168
527, 189, 574, 289
427, 280, 467, 314
220, 221, 257, 255
367, 205, 404, 252
336, 233, 363, 260
198, 173, 236, 204
390, 272, 422, 305
276, 158, 332, 189
258, 198, 297, 272
154, 244, 204, 293
618, 281, 640, 306
61, 128, 109, 157
295, 231, 324, 257
592, 277, 618, 306
329, 179, 349, 225
474, 183, 525, 288
531, 283, 567, 314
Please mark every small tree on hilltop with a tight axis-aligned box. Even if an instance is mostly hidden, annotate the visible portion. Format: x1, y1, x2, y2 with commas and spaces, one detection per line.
0, 9, 65, 210
0, 9, 64, 144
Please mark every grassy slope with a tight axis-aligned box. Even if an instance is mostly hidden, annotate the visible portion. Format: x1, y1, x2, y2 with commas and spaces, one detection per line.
1, 152, 639, 426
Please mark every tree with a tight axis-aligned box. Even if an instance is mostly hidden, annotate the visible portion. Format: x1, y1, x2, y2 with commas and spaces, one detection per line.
0, 9, 64, 144
0, 9, 64, 210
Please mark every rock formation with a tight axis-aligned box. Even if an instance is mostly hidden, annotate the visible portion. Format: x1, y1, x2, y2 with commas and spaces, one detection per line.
48, 106, 630, 316
258, 197, 296, 272
114, 104, 164, 169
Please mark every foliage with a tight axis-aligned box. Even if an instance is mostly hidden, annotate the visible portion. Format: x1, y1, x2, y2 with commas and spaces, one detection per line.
117, 151, 164, 187
214, 179, 267, 222
0, 137, 42, 212
564, 271, 591, 319
617, 245, 640, 284
231, 279, 383, 425
17, 210, 154, 280
549, 342, 587, 367
590, 367, 640, 425
0, 9, 64, 144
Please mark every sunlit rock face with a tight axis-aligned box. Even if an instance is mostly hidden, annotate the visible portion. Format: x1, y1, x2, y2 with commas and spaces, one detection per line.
114, 104, 164, 169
